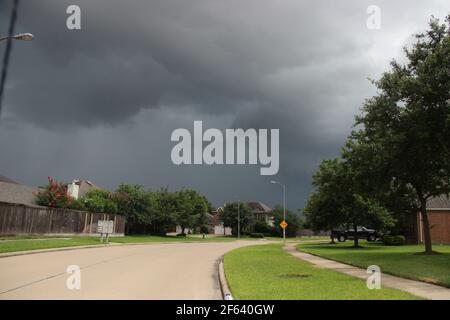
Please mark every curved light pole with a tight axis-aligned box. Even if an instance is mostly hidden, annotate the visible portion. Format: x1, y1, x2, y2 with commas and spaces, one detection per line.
270, 180, 286, 244
0, 32, 34, 117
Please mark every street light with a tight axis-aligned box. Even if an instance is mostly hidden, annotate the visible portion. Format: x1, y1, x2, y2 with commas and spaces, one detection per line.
233, 196, 240, 240
270, 180, 286, 244
0, 32, 34, 117
0, 33, 34, 42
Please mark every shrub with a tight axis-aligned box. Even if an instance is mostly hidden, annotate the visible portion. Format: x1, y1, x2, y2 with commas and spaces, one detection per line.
176, 233, 187, 237
249, 233, 265, 238
253, 220, 273, 234
35, 176, 73, 208
199, 225, 209, 234
68, 199, 86, 211
382, 235, 406, 246
81, 189, 118, 214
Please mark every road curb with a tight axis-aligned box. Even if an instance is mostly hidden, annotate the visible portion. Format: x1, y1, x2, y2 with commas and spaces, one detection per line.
218, 256, 233, 300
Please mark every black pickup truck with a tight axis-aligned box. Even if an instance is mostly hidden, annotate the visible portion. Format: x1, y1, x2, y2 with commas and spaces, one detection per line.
331, 226, 381, 242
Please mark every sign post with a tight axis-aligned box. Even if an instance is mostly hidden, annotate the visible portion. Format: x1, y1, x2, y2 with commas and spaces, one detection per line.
98, 220, 114, 243
280, 220, 288, 244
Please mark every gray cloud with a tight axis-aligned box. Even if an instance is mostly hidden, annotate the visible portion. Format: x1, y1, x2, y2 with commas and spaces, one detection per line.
0, 0, 449, 210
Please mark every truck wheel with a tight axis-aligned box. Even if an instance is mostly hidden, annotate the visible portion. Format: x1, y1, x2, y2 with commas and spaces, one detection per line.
338, 235, 346, 242
367, 235, 376, 242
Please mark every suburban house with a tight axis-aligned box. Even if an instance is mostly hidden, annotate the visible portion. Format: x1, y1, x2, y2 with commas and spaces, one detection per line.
65, 179, 99, 199
0, 175, 38, 205
206, 201, 274, 235
174, 207, 231, 235
416, 195, 450, 244
247, 201, 274, 227
0, 175, 125, 236
209, 207, 232, 235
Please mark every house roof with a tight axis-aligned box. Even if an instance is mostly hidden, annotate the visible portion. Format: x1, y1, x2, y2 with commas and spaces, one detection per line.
0, 181, 38, 205
427, 195, 450, 210
212, 207, 224, 214
0, 175, 18, 184
247, 201, 272, 213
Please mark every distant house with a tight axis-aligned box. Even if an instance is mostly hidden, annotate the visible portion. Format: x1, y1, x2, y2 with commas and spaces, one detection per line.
0, 175, 19, 184
207, 202, 274, 235
0, 175, 38, 206
0, 175, 101, 205
247, 201, 274, 227
416, 195, 450, 244
66, 179, 99, 199
0, 175, 125, 236
210, 207, 232, 235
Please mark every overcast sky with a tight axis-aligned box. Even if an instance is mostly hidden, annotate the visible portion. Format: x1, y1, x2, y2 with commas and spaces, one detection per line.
0, 0, 449, 211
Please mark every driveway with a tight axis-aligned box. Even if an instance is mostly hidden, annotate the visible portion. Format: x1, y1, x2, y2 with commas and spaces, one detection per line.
0, 240, 266, 299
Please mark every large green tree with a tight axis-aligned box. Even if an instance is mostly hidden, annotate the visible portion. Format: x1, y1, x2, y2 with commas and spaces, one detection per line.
148, 188, 177, 234
350, 16, 450, 253
173, 189, 208, 235
114, 183, 155, 234
222, 202, 254, 235
304, 158, 394, 248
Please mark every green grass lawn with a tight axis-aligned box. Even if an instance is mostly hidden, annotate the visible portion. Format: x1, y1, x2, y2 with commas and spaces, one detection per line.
0, 237, 102, 254
0, 234, 237, 254
298, 241, 450, 288
0, 234, 333, 255
224, 244, 420, 300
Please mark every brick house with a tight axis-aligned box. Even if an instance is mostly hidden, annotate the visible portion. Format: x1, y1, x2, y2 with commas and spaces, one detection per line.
209, 207, 232, 235
417, 195, 450, 244
208, 202, 274, 235
247, 201, 274, 227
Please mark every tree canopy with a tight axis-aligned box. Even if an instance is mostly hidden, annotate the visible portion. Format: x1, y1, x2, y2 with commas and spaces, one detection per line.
305, 16, 450, 253
304, 158, 394, 247
222, 202, 254, 235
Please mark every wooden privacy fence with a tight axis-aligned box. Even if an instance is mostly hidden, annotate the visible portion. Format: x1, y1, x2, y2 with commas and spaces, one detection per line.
0, 201, 125, 236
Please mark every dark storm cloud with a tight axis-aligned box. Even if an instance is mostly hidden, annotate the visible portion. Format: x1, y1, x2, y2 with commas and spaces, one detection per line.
0, 0, 449, 209
1, 0, 386, 126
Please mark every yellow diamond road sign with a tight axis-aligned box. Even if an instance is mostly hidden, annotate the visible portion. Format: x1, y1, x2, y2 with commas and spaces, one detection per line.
280, 220, 288, 229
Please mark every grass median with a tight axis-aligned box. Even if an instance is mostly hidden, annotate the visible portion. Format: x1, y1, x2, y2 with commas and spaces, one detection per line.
224, 244, 421, 299
0, 234, 236, 254
298, 241, 450, 288
0, 237, 102, 254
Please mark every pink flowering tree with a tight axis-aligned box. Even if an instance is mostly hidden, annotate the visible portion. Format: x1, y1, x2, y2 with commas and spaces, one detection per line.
35, 176, 73, 208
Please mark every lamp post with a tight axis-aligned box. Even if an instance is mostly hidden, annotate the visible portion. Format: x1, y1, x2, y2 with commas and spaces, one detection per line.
270, 180, 286, 244
0, 31, 34, 116
233, 196, 240, 240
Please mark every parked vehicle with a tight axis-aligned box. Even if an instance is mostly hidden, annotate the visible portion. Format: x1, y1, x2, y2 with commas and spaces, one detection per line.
331, 226, 380, 242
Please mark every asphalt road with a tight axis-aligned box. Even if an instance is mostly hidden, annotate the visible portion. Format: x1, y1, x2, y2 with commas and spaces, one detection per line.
0, 240, 266, 300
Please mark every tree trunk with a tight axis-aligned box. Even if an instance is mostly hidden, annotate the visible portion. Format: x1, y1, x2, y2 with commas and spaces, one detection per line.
330, 236, 335, 244
420, 198, 433, 254
353, 223, 359, 248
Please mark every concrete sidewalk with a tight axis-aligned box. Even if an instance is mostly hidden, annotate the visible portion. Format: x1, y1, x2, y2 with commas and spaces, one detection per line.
284, 244, 450, 300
